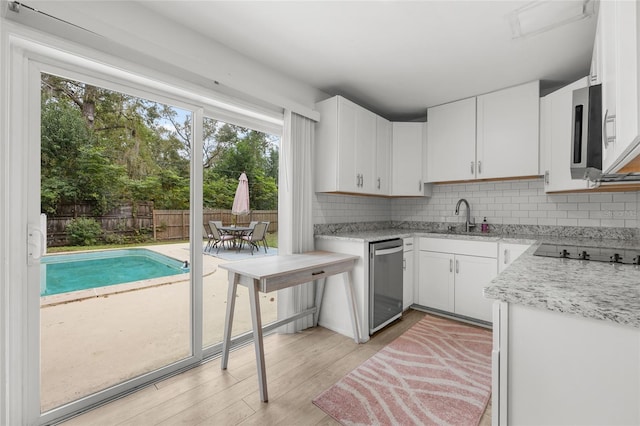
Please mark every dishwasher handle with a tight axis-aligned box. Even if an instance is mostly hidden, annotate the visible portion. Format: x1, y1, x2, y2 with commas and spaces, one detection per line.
373, 246, 403, 256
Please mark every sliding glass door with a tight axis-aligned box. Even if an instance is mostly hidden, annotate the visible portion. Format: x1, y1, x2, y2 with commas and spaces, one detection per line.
15, 40, 283, 423
36, 68, 198, 420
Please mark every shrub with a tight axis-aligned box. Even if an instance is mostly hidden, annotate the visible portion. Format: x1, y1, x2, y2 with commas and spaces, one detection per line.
66, 218, 103, 246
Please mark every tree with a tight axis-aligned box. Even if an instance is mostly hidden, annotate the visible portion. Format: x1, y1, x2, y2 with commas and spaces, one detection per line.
40, 73, 280, 215
207, 126, 279, 210
41, 95, 128, 215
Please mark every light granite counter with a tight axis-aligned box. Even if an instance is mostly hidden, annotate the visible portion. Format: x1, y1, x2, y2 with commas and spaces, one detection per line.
484, 242, 640, 329
314, 229, 535, 245
315, 227, 640, 329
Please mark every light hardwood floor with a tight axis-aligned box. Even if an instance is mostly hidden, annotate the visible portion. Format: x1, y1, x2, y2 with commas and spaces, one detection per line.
63, 309, 491, 425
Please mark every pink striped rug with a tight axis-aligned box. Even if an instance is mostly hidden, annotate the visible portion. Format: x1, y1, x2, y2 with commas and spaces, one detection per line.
313, 315, 492, 425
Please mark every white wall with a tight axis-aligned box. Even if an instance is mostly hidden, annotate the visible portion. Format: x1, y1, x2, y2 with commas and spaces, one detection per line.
314, 178, 640, 230
8, 1, 327, 118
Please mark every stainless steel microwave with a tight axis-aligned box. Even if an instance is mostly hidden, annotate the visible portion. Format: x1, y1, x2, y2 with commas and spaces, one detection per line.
570, 84, 602, 180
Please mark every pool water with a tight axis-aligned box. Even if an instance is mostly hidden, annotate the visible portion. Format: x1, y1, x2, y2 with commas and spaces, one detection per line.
41, 249, 188, 296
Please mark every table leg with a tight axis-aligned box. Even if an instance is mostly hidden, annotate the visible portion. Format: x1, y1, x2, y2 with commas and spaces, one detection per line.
248, 278, 268, 402
313, 277, 327, 327
342, 270, 361, 344
221, 271, 239, 370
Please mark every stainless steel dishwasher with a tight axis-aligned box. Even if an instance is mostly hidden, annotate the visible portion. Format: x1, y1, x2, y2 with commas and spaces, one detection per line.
369, 239, 404, 334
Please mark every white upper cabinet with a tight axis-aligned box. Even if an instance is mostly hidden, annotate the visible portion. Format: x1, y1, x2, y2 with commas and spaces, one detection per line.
392, 122, 425, 196
540, 77, 590, 192
598, 0, 640, 173
426, 81, 540, 182
476, 80, 540, 179
426, 98, 476, 182
315, 96, 377, 194
375, 116, 391, 195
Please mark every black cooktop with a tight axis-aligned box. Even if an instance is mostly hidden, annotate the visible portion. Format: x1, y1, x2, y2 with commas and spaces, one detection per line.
533, 243, 640, 265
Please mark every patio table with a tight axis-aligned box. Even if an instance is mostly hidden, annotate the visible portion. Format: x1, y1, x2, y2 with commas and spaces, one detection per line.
219, 251, 361, 402
217, 225, 253, 251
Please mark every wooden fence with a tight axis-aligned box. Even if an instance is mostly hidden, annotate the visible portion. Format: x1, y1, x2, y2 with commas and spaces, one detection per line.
153, 209, 278, 241
46, 203, 277, 246
46, 202, 154, 246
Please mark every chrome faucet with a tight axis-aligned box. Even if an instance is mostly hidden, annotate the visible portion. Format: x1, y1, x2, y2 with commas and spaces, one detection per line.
455, 198, 476, 232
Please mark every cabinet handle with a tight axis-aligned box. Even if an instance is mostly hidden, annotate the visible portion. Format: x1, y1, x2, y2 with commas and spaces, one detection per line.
403, 258, 406, 270
377, 177, 381, 189
455, 259, 459, 274
604, 110, 616, 148
419, 181, 422, 192
449, 259, 453, 272
478, 160, 482, 175
544, 170, 549, 185
356, 174, 360, 187
470, 162, 474, 175
504, 249, 509, 264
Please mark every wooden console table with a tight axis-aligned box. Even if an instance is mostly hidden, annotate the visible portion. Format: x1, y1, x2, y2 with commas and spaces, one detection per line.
219, 251, 361, 402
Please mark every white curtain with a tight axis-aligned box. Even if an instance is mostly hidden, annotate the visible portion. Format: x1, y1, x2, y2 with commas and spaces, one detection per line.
277, 110, 316, 333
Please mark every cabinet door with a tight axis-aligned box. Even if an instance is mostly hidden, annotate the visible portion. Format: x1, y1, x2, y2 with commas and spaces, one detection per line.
540, 78, 590, 192
476, 81, 540, 179
392, 122, 425, 195
375, 116, 391, 195
403, 247, 414, 310
337, 98, 359, 192
611, 0, 640, 170
356, 107, 377, 193
600, 0, 618, 172
418, 251, 454, 312
454, 254, 497, 322
426, 98, 476, 182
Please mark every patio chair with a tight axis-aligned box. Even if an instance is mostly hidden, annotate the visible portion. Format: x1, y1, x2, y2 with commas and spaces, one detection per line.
203, 225, 214, 252
248, 221, 259, 229
209, 220, 226, 234
241, 221, 269, 255
209, 222, 235, 254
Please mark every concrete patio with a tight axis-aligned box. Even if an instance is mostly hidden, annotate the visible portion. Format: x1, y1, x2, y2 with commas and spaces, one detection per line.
40, 243, 278, 412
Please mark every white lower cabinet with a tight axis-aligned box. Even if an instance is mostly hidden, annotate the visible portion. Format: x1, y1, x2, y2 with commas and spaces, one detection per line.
418, 237, 497, 323
453, 255, 498, 322
494, 302, 640, 425
418, 251, 455, 311
403, 237, 414, 310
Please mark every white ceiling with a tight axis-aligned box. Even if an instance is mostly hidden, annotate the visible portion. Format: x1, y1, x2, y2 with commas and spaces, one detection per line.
139, 0, 597, 121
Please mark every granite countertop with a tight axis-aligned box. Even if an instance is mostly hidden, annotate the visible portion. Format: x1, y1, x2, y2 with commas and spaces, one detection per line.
484, 243, 640, 329
315, 228, 640, 329
314, 229, 534, 244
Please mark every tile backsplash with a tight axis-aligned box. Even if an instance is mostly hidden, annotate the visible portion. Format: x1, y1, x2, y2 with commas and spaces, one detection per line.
314, 178, 640, 230
313, 193, 392, 224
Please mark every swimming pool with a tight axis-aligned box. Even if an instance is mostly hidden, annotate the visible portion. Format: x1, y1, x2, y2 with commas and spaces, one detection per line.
40, 249, 189, 296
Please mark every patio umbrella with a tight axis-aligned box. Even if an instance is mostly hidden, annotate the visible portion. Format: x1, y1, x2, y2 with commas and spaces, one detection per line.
231, 172, 250, 220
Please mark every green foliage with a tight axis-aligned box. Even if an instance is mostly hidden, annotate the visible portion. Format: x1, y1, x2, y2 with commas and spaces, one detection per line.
66, 218, 103, 246
40, 74, 279, 219
207, 126, 279, 210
